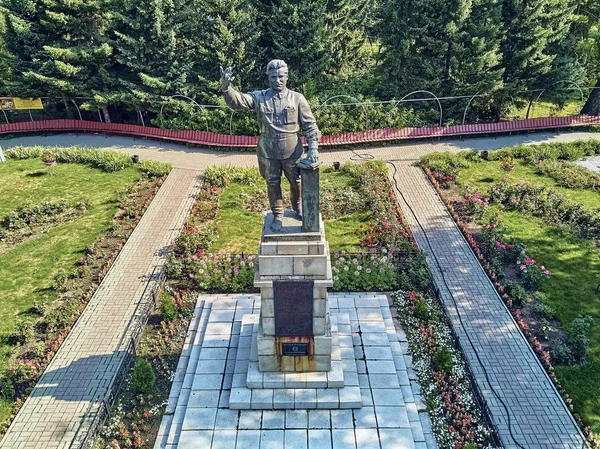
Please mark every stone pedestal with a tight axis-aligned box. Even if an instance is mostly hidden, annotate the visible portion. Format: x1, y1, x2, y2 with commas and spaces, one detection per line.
255, 211, 333, 372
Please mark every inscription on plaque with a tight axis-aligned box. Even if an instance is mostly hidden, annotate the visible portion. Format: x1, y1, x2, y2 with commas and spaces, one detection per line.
273, 280, 313, 336
281, 342, 309, 356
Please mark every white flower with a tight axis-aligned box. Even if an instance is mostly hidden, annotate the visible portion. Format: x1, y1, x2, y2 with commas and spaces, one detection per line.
343, 266, 349, 271
354, 271, 359, 276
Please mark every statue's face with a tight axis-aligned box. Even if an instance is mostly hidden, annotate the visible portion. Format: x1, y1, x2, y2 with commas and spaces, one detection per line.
268, 68, 288, 92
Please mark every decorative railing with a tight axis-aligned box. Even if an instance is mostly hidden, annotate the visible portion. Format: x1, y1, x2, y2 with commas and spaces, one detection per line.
1, 115, 598, 148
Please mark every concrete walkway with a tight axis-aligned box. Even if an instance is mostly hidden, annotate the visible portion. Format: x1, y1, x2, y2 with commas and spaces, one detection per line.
0, 168, 202, 449
391, 164, 587, 449
0, 129, 598, 448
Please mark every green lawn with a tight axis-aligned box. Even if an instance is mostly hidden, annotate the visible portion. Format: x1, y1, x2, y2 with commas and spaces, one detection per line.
0, 158, 141, 420
456, 160, 600, 436
504, 99, 584, 120
209, 170, 366, 254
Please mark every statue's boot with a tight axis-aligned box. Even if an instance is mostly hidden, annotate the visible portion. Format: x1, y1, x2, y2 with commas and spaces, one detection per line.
267, 182, 284, 232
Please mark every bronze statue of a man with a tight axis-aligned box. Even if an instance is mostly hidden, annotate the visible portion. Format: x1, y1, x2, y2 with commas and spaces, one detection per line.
221, 60, 321, 232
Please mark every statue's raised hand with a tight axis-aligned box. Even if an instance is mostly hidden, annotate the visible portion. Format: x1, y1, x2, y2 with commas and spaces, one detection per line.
220, 66, 235, 90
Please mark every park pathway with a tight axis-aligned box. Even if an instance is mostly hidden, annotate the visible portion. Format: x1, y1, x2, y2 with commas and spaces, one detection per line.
0, 168, 202, 449
0, 129, 598, 448
390, 164, 588, 449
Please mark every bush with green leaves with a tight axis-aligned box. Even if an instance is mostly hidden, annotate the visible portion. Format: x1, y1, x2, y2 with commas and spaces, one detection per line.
488, 179, 600, 240
159, 295, 178, 322
487, 140, 600, 163
0, 378, 15, 401
533, 159, 600, 190
138, 160, 173, 177
397, 252, 430, 292
568, 315, 593, 364
433, 346, 454, 374
45, 297, 80, 330
503, 280, 528, 307
332, 248, 397, 291
131, 358, 156, 393
12, 318, 35, 345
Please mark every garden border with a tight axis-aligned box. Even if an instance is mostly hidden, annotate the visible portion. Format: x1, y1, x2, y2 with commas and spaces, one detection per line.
0, 115, 598, 148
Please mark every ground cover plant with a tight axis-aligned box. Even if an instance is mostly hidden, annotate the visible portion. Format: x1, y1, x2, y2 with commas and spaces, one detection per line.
420, 140, 600, 446
0, 147, 171, 434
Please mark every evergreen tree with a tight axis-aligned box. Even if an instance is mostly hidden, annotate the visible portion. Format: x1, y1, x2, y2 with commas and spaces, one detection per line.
258, 0, 329, 88
324, 0, 370, 77
184, 0, 261, 98
110, 0, 193, 112
379, 0, 503, 120
1, 0, 112, 118
501, 0, 577, 92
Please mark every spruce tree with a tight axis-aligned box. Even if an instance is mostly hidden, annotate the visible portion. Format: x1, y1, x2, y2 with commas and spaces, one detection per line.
259, 0, 329, 88
110, 0, 193, 111
379, 0, 503, 121
1, 0, 112, 117
501, 0, 578, 92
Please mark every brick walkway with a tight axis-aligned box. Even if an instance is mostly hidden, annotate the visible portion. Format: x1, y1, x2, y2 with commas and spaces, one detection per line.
0, 168, 202, 449
391, 164, 587, 449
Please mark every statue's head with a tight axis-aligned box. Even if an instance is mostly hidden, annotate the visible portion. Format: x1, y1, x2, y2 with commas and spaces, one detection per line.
266, 59, 288, 93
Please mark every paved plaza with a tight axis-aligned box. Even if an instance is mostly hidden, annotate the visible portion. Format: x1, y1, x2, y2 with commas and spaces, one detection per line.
154, 293, 436, 449
0, 129, 598, 448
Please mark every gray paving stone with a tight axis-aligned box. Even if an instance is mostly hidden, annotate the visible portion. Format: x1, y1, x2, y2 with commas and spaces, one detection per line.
309, 429, 332, 449
214, 408, 239, 430
375, 406, 410, 428
238, 410, 262, 430
262, 410, 285, 429
181, 408, 217, 431
371, 389, 404, 407
285, 410, 308, 429
260, 429, 284, 449
209, 429, 237, 449
379, 429, 416, 449
353, 428, 381, 449
177, 430, 213, 449
285, 429, 308, 449
353, 407, 377, 428
308, 410, 331, 429
332, 429, 357, 449
236, 430, 261, 448
187, 390, 220, 408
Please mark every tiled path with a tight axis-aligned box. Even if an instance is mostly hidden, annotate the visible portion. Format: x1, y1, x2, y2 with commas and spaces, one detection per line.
391, 165, 587, 449
0, 169, 202, 449
155, 293, 436, 449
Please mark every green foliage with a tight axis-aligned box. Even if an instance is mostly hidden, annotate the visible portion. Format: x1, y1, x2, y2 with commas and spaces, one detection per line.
568, 315, 593, 364
487, 141, 600, 162
331, 249, 398, 292
503, 280, 528, 307
398, 253, 431, 292
138, 160, 172, 177
12, 317, 34, 345
159, 295, 178, 322
413, 298, 430, 321
131, 358, 156, 393
488, 179, 600, 240
45, 297, 80, 330
0, 378, 15, 401
0, 198, 70, 231
533, 159, 600, 190
52, 268, 69, 291
433, 346, 454, 374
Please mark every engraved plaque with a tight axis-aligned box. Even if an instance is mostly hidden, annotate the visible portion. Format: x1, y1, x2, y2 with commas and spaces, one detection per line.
281, 342, 309, 356
273, 280, 313, 336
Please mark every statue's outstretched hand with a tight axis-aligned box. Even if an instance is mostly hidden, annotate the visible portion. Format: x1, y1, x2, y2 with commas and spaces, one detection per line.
220, 66, 235, 90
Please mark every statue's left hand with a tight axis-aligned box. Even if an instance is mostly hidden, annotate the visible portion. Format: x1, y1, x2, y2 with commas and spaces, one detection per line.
307, 148, 319, 163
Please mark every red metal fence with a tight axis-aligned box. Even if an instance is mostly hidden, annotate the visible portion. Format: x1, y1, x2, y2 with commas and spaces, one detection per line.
1, 115, 599, 148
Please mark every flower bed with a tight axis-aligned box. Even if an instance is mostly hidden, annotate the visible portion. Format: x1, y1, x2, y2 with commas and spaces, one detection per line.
422, 165, 599, 448
0, 171, 167, 437
394, 290, 498, 449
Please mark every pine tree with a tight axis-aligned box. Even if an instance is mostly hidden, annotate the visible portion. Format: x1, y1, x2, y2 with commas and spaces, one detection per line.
258, 0, 330, 88
324, 0, 370, 77
1, 0, 112, 117
110, 0, 193, 111
379, 0, 503, 120
501, 0, 578, 92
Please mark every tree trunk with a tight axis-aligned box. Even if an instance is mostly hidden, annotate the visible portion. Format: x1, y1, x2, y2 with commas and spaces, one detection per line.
581, 78, 600, 116
101, 105, 111, 123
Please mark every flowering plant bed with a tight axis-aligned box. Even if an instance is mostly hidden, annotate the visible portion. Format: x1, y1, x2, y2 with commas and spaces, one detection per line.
0, 161, 168, 437
393, 290, 499, 449
420, 150, 600, 447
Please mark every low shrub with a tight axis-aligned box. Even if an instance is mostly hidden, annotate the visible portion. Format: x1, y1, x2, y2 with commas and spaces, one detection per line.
159, 295, 178, 322
53, 268, 69, 291
488, 179, 600, 240
45, 297, 80, 331
139, 160, 172, 177
413, 298, 430, 321
488, 140, 600, 163
463, 187, 489, 219
503, 281, 528, 307
0, 378, 15, 401
332, 248, 397, 291
1, 199, 70, 231
533, 159, 600, 190
515, 257, 551, 290
433, 346, 454, 374
553, 343, 574, 365
131, 358, 156, 393
397, 252, 430, 292
12, 318, 34, 345
568, 315, 593, 364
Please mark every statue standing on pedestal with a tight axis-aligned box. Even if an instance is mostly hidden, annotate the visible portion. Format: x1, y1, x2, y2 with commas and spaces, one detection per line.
220, 60, 321, 232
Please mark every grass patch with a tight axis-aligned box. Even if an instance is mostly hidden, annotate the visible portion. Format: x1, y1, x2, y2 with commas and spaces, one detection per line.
0, 158, 142, 422
449, 158, 600, 437
210, 171, 365, 254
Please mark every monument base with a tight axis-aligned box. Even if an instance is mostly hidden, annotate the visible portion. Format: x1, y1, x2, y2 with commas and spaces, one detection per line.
255, 212, 333, 373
